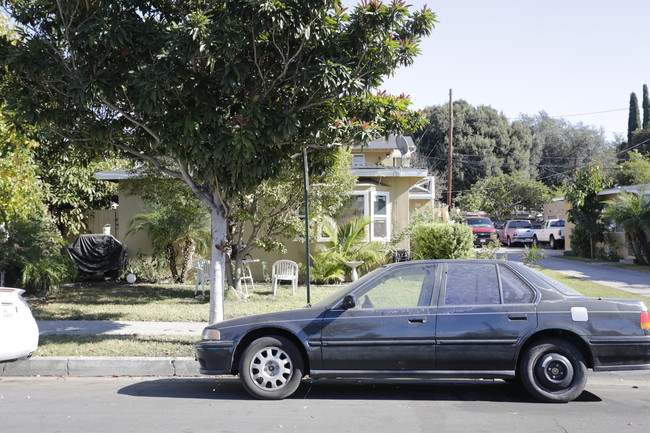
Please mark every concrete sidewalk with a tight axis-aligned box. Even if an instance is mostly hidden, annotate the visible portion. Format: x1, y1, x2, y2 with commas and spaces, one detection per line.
0, 321, 206, 377
37, 320, 205, 337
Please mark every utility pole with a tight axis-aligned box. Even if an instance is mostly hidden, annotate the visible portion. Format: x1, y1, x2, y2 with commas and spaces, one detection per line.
448, 89, 453, 211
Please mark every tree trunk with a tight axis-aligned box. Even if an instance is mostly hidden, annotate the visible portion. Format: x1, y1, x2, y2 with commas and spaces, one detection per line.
636, 229, 650, 265
177, 238, 196, 283
209, 205, 228, 324
166, 243, 178, 281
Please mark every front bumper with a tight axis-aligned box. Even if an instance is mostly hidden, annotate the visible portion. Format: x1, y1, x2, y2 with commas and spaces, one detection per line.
195, 340, 236, 375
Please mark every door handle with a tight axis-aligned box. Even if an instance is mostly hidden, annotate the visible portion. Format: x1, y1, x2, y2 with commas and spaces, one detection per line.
508, 315, 528, 321
408, 317, 427, 324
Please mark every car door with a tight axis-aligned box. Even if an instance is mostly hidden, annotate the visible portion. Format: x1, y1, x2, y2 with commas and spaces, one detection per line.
320, 263, 439, 371
434, 262, 538, 372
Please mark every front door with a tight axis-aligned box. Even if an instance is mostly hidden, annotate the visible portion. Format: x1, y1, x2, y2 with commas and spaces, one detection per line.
321, 263, 439, 371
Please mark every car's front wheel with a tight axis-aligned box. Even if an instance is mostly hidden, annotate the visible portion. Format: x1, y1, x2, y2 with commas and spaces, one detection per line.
519, 338, 587, 403
239, 336, 304, 400
549, 235, 556, 249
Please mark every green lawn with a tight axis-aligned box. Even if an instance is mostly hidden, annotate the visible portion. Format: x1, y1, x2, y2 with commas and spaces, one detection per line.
32, 271, 650, 357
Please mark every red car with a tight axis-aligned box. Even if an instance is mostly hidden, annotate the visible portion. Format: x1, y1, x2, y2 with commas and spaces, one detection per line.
465, 217, 498, 246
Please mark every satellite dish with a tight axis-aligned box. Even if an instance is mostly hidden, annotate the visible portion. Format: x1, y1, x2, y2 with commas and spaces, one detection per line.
396, 135, 409, 155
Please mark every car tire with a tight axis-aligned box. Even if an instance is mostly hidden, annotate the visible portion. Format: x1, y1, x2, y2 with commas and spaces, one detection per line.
239, 336, 304, 400
549, 235, 556, 249
519, 338, 587, 403
506, 236, 512, 247
532, 235, 539, 247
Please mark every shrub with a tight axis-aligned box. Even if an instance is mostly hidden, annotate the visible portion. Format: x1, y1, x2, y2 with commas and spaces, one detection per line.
411, 223, 474, 260
521, 244, 546, 267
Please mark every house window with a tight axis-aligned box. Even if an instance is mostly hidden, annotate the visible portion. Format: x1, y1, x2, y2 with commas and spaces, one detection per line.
352, 154, 365, 166
325, 190, 390, 242
372, 192, 390, 241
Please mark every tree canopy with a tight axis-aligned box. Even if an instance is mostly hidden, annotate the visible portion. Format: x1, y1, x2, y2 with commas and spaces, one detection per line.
0, 0, 436, 322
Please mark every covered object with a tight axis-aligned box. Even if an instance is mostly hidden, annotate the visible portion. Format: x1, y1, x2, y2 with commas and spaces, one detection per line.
67, 235, 127, 278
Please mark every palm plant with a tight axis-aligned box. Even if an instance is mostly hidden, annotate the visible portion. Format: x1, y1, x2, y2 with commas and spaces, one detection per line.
312, 216, 388, 282
603, 189, 650, 265
128, 204, 210, 283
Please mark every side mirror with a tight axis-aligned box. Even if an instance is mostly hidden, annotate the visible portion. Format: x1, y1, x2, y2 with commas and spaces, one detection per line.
339, 295, 356, 310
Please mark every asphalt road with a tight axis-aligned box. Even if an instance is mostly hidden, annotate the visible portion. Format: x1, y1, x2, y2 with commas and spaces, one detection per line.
1, 373, 649, 433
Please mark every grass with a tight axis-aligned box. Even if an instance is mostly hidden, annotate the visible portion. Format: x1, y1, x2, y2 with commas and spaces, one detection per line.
31, 271, 650, 358
30, 281, 342, 322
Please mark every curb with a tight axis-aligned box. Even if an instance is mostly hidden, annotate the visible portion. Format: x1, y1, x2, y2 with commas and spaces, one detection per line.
0, 356, 200, 377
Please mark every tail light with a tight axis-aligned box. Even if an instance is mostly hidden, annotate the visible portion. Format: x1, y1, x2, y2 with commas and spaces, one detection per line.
641, 312, 650, 329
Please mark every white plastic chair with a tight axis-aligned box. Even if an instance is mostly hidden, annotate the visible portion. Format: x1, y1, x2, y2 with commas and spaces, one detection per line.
193, 258, 211, 297
272, 260, 299, 295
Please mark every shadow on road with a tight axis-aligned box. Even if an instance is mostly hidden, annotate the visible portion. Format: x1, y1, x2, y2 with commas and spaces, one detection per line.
117, 377, 602, 403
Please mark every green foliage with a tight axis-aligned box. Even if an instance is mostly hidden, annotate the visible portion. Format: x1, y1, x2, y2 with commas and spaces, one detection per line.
520, 112, 614, 188
474, 241, 501, 259
411, 223, 474, 260
126, 176, 211, 283
0, 134, 44, 226
521, 244, 546, 267
629, 92, 642, 145
456, 171, 552, 220
311, 216, 389, 282
0, 0, 436, 321
417, 100, 534, 195
615, 150, 650, 185
1, 212, 75, 293
603, 189, 650, 265
390, 206, 447, 247
565, 162, 612, 258
643, 84, 649, 130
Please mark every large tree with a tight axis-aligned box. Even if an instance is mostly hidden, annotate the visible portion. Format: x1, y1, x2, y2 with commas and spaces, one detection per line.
628, 92, 641, 146
642, 84, 649, 130
0, 0, 436, 322
456, 171, 552, 221
520, 112, 614, 188
416, 100, 534, 199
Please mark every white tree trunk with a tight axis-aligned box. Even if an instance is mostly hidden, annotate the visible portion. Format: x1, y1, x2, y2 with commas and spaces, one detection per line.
209, 204, 228, 324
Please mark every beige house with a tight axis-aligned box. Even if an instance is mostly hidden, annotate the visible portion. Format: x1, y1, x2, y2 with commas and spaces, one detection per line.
89, 136, 436, 280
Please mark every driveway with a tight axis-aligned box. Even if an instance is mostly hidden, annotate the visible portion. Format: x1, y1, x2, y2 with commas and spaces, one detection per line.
499, 247, 650, 296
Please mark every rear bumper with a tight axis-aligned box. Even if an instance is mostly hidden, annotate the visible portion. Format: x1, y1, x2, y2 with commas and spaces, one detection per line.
589, 336, 650, 370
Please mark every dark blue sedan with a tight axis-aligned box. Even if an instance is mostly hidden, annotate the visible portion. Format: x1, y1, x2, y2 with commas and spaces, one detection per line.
196, 260, 650, 402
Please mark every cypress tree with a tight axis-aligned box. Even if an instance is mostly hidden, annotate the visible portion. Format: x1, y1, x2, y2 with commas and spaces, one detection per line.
628, 92, 641, 145
641, 84, 650, 129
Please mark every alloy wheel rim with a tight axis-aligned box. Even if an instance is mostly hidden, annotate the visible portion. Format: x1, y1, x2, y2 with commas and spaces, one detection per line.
249, 346, 293, 391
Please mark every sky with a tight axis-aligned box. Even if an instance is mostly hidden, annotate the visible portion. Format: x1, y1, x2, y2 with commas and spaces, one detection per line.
346, 0, 649, 142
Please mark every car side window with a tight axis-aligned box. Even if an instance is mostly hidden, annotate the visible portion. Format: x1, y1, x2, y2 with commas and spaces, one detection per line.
499, 265, 535, 303
355, 264, 436, 309
444, 263, 500, 305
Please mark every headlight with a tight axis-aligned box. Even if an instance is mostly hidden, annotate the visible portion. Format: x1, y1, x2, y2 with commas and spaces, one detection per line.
201, 329, 221, 340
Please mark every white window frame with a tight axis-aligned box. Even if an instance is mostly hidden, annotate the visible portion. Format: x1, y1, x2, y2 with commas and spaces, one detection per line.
370, 191, 390, 242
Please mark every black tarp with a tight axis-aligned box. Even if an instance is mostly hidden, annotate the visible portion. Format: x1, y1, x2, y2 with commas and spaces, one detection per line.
67, 235, 127, 277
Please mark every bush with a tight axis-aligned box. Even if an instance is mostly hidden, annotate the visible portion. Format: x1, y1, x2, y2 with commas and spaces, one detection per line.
411, 223, 474, 260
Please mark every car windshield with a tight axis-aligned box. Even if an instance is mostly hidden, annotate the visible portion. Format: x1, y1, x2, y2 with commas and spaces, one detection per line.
516, 264, 583, 297
466, 218, 493, 227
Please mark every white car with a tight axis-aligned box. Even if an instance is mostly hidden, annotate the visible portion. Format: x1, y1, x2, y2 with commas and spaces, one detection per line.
0, 287, 39, 362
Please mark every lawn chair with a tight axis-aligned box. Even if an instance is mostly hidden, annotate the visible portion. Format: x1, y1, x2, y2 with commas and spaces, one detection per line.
193, 258, 211, 297
272, 260, 299, 295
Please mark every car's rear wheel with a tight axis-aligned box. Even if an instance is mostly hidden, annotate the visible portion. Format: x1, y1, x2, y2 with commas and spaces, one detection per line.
519, 338, 587, 403
239, 336, 304, 400
506, 236, 512, 247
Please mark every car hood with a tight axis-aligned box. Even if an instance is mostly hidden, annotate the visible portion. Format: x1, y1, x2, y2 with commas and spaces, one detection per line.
203, 306, 329, 333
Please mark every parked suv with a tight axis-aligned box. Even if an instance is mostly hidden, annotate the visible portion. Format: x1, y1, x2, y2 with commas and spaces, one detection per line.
465, 217, 498, 246
499, 220, 534, 247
